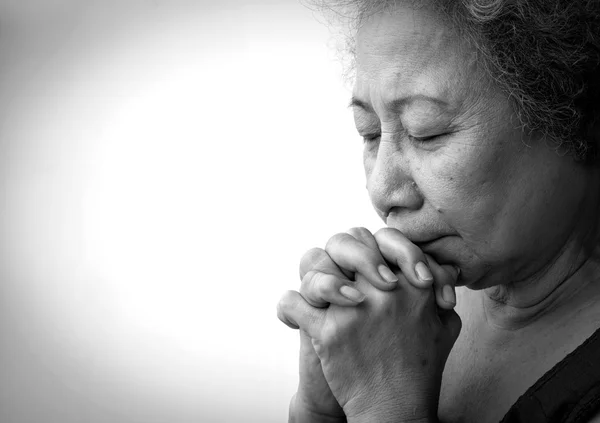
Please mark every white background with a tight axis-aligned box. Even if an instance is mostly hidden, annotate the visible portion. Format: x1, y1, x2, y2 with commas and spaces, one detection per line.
0, 1, 383, 422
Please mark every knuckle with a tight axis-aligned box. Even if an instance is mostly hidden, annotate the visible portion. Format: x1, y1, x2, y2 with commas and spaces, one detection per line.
396, 243, 423, 266
276, 291, 295, 321
300, 270, 318, 291
301, 271, 338, 300
320, 321, 341, 347
371, 289, 393, 309
374, 226, 396, 239
407, 243, 425, 259
319, 273, 339, 296
276, 301, 286, 322
304, 247, 326, 261
348, 226, 379, 250
347, 226, 372, 240
311, 338, 329, 357
354, 255, 377, 274
325, 232, 351, 252
363, 246, 380, 262
299, 247, 327, 277
277, 290, 297, 311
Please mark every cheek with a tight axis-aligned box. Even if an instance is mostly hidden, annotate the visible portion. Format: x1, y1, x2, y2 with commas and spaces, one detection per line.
362, 145, 377, 177
417, 146, 507, 238
415, 152, 465, 210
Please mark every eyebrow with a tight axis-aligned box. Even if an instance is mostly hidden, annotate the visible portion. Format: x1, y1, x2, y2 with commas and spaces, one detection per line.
348, 95, 449, 112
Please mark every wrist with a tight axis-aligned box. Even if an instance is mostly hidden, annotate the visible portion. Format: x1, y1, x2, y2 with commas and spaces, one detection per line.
343, 384, 440, 423
344, 398, 438, 423
348, 414, 437, 423
289, 393, 347, 423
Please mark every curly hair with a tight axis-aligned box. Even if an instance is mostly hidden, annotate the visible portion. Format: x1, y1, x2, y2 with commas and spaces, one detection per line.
304, 0, 600, 161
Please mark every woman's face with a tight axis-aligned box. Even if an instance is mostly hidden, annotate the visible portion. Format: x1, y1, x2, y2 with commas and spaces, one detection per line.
354, 4, 589, 289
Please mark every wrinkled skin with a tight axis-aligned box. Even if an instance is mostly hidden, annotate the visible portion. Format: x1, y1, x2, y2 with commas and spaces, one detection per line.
280, 227, 459, 422
279, 1, 600, 422
282, 268, 461, 421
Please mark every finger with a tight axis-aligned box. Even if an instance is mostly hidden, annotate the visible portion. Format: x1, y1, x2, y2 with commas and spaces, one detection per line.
296, 330, 344, 417
277, 290, 324, 338
301, 270, 366, 308
374, 227, 435, 289
299, 247, 353, 281
299, 248, 364, 308
346, 226, 379, 251
325, 232, 399, 291
347, 226, 397, 290
424, 254, 458, 310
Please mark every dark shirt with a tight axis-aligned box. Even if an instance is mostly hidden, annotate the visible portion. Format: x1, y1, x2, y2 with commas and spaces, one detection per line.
500, 327, 600, 423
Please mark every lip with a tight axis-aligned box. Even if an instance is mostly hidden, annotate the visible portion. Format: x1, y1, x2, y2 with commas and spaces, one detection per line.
385, 215, 453, 245
391, 231, 449, 244
414, 236, 447, 246
415, 237, 456, 269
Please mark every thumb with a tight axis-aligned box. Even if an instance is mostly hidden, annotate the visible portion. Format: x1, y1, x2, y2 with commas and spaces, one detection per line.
277, 290, 326, 339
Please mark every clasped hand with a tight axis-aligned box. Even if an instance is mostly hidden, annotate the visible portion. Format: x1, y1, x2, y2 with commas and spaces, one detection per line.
277, 227, 461, 423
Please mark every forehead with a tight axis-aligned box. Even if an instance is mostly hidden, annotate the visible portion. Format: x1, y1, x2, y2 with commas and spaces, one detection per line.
354, 4, 478, 110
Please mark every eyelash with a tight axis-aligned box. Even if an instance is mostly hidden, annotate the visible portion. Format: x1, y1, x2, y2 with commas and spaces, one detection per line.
411, 134, 440, 142
361, 133, 441, 144
362, 134, 381, 143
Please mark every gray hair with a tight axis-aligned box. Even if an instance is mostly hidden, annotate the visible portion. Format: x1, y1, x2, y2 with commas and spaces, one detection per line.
304, 0, 600, 161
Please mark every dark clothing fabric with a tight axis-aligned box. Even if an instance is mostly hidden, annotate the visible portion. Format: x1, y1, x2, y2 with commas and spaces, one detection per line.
500, 327, 600, 423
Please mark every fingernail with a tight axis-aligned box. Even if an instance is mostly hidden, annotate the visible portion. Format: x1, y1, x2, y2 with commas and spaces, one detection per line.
454, 265, 461, 277
442, 285, 456, 306
378, 264, 398, 283
446, 265, 461, 280
415, 261, 434, 283
340, 286, 366, 303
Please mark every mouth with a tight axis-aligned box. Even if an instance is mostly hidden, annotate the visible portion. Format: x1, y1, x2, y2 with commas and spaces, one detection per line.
384, 220, 451, 246
414, 236, 449, 248
415, 237, 464, 284
414, 236, 455, 264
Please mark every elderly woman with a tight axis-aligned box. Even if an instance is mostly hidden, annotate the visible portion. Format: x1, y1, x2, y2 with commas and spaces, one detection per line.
277, 0, 600, 422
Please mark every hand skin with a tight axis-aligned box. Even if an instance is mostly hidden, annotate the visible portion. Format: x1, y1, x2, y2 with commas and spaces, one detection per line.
279, 228, 460, 423
285, 250, 350, 423
289, 329, 346, 423
290, 390, 347, 423
297, 228, 458, 311
280, 271, 460, 422
349, 414, 437, 423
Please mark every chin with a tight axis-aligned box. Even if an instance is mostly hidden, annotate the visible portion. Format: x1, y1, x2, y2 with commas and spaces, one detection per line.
421, 238, 506, 290
456, 265, 506, 291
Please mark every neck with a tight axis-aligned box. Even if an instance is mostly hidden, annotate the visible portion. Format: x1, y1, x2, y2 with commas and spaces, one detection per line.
481, 171, 600, 331
481, 245, 600, 331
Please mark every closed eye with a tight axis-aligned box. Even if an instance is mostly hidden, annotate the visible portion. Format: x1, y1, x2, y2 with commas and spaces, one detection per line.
409, 133, 448, 143
362, 133, 381, 143
362, 132, 449, 144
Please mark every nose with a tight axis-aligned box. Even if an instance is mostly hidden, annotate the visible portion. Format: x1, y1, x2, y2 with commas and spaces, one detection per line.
366, 138, 423, 218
